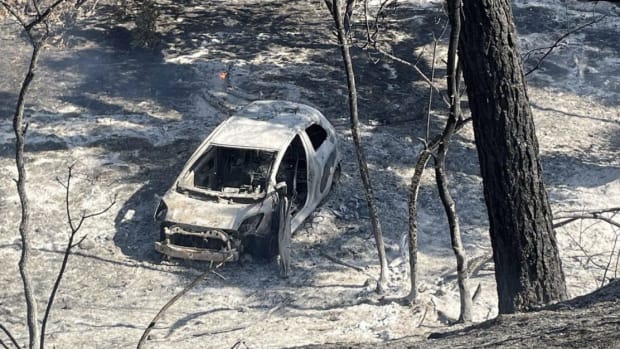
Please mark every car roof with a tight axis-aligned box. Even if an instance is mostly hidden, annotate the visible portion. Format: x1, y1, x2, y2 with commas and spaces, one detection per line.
209, 100, 324, 150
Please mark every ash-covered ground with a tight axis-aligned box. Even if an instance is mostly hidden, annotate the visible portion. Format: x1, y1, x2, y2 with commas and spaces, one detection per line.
1, 1, 619, 348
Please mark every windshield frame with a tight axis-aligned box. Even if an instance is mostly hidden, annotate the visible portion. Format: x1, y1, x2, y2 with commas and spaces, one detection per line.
177, 144, 278, 200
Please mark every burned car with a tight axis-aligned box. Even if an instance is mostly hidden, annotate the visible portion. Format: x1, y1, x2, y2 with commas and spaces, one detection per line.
154, 100, 340, 266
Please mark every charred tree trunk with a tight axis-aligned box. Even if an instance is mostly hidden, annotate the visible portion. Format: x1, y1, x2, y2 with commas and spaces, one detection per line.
433, 0, 472, 322
406, 150, 431, 304
328, 0, 389, 292
459, 0, 567, 313
15, 41, 42, 349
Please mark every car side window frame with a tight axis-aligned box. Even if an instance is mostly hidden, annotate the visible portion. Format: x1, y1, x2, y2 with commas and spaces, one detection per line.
305, 123, 328, 151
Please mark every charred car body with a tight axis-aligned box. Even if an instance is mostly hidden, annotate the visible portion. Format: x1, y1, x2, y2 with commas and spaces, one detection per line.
154, 100, 340, 263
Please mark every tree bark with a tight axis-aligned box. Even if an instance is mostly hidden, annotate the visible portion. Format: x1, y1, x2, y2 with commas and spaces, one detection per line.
330, 0, 389, 292
406, 150, 431, 304
459, 0, 567, 313
15, 42, 42, 349
433, 0, 472, 323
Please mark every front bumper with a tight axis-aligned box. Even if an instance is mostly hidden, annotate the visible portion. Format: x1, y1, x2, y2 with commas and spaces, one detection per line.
155, 241, 239, 262
156, 225, 240, 262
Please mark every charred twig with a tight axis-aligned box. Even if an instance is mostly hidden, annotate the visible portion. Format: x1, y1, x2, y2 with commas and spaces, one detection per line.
404, 118, 472, 305
373, 46, 450, 106
320, 249, 367, 273
361, 0, 396, 46
416, 305, 429, 328
0, 324, 21, 349
553, 208, 620, 229
555, 207, 620, 215
564, 230, 608, 279
230, 341, 249, 349
524, 15, 606, 76
193, 298, 289, 338
472, 283, 482, 303
601, 233, 619, 287
41, 166, 116, 349
137, 256, 232, 348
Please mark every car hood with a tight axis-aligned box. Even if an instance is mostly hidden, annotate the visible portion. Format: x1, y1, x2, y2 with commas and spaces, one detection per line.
162, 190, 261, 230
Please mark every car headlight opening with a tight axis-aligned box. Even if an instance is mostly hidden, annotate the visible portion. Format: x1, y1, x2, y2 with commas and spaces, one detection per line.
154, 200, 168, 221
238, 214, 264, 234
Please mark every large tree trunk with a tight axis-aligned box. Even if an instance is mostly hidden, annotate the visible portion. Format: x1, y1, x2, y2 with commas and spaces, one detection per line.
458, 0, 567, 313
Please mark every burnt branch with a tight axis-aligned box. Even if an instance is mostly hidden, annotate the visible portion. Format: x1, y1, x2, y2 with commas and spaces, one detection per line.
40, 166, 116, 349
601, 233, 619, 287
0, 324, 21, 349
555, 207, 620, 286
24, 0, 66, 31
405, 25, 441, 305
553, 208, 620, 229
320, 249, 368, 274
524, 15, 606, 76
373, 46, 450, 106
137, 256, 233, 349
0, 1, 28, 28
361, 0, 396, 45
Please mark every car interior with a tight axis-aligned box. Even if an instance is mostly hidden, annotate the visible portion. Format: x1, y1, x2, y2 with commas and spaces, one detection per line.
276, 135, 308, 215
191, 146, 275, 194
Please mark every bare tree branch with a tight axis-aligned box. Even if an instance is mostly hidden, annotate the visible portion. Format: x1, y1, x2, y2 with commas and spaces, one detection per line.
40, 166, 116, 349
554, 212, 620, 230
137, 256, 232, 349
524, 15, 606, 76
0, 324, 21, 349
373, 46, 450, 106
24, 0, 66, 31
555, 207, 620, 216
320, 249, 368, 273
601, 233, 619, 287
0, 1, 29, 29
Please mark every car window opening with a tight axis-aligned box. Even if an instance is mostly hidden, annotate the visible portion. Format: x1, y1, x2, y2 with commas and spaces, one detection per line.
192, 146, 275, 195
277, 135, 308, 215
305, 123, 328, 150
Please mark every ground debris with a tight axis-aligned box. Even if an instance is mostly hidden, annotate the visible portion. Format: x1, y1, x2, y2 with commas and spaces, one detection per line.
289, 280, 620, 349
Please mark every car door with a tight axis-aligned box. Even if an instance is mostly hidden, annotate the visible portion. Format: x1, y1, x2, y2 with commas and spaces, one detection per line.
301, 123, 334, 204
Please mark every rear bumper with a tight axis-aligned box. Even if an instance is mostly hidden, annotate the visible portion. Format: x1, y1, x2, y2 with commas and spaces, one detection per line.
155, 241, 239, 262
